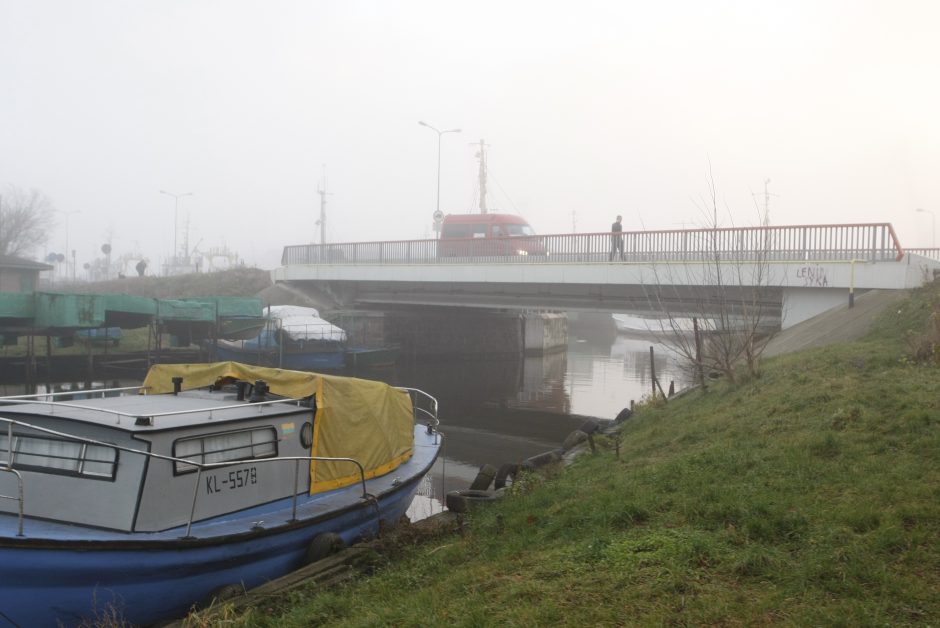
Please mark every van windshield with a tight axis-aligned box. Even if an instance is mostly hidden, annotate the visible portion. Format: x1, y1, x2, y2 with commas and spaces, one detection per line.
504, 224, 535, 236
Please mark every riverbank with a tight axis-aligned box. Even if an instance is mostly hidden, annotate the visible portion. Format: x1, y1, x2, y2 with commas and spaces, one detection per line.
185, 284, 939, 626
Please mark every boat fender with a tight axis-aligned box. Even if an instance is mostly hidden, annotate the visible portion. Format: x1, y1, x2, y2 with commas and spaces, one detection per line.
578, 419, 600, 435
304, 532, 345, 564
468, 463, 498, 491
613, 407, 633, 424
445, 489, 501, 514
561, 429, 589, 452
522, 448, 563, 471
493, 463, 519, 490
202, 583, 244, 608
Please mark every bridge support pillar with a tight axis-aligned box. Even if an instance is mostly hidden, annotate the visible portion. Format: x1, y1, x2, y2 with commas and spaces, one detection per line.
782, 287, 857, 329
523, 312, 568, 355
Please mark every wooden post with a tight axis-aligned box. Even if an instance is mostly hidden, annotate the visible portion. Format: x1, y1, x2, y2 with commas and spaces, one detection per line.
693, 317, 707, 391
649, 346, 657, 399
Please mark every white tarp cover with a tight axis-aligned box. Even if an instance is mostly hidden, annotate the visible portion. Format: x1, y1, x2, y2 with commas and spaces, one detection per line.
267, 305, 347, 343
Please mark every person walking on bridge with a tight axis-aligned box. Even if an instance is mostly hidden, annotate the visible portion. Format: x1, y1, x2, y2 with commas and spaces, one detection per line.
609, 215, 624, 261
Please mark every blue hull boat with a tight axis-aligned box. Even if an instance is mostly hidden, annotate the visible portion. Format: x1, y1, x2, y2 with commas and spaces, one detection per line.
0, 362, 441, 626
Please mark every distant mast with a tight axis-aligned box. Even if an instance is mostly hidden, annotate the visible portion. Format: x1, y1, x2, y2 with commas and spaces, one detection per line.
317, 165, 332, 245
475, 139, 488, 215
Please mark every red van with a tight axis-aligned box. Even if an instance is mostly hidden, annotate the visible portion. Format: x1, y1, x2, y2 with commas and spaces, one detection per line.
437, 213, 547, 258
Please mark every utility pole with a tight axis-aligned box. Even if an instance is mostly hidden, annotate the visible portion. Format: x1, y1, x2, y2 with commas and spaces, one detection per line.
316, 165, 332, 245
475, 139, 488, 215
755, 178, 778, 227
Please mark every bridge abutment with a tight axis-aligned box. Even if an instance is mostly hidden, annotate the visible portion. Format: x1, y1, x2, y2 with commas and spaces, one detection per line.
782, 287, 855, 329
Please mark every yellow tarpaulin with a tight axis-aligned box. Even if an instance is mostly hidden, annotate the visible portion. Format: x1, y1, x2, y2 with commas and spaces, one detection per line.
142, 361, 414, 494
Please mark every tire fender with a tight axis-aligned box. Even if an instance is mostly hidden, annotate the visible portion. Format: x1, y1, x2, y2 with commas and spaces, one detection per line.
304, 532, 345, 564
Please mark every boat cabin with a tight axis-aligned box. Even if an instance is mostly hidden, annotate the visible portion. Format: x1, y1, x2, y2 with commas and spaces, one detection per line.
1, 384, 317, 532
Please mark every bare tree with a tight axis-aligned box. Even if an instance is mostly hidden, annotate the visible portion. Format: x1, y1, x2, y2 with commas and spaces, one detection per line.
0, 186, 56, 257
643, 170, 777, 385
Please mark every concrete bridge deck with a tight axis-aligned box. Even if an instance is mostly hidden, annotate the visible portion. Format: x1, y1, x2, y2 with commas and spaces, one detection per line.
273, 223, 940, 329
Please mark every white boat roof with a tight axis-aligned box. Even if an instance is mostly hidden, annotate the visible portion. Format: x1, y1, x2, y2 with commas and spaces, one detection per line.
267, 305, 346, 342
1, 390, 306, 433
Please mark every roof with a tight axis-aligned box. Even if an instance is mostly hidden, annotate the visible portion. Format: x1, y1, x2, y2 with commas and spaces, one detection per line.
0, 254, 54, 271
442, 213, 531, 224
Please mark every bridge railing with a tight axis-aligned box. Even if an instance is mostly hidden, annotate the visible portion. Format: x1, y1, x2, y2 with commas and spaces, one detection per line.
281, 223, 904, 266
904, 248, 940, 261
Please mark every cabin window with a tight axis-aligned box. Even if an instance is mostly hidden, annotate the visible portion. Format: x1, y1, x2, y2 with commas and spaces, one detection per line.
0, 434, 117, 480
173, 427, 278, 474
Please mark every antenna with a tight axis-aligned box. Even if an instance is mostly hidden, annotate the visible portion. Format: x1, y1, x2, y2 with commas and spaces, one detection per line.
316, 165, 333, 245
752, 178, 779, 227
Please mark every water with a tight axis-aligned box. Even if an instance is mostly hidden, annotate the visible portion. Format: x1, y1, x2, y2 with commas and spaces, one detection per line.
0, 327, 692, 520
393, 328, 692, 519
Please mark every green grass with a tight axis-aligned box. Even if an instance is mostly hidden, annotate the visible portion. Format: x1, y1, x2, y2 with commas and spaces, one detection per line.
190, 286, 940, 627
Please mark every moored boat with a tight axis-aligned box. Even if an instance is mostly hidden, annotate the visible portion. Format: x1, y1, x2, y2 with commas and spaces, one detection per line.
212, 305, 348, 370
0, 361, 441, 626
612, 313, 701, 334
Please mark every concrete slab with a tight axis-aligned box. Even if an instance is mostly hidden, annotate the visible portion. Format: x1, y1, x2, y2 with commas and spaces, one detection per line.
763, 289, 906, 358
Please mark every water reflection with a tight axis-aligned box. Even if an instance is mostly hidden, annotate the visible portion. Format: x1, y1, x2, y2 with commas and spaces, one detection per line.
391, 329, 692, 516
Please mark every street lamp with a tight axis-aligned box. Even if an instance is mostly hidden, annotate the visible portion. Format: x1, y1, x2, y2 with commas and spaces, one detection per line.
56, 209, 81, 282
159, 190, 193, 262
418, 121, 461, 216
916, 208, 936, 248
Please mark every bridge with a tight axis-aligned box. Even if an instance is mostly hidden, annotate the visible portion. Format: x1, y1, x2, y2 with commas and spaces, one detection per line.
273, 223, 940, 330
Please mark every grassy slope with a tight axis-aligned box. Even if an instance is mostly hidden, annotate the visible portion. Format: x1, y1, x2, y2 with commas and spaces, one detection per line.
198, 287, 939, 627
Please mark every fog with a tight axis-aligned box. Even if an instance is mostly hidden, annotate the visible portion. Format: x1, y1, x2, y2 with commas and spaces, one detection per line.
1, 1, 938, 272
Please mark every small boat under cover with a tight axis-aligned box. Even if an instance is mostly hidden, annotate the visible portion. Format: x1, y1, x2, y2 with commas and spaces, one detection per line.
212, 305, 348, 370
0, 361, 441, 627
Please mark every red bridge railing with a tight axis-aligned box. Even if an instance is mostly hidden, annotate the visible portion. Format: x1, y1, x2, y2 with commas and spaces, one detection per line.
281, 223, 904, 266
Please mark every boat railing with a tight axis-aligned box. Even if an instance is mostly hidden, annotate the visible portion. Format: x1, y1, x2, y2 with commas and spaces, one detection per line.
0, 385, 149, 401
0, 394, 310, 426
399, 387, 439, 430
0, 415, 375, 538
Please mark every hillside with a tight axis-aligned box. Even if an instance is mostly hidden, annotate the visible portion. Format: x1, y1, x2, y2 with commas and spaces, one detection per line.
54, 267, 272, 299
194, 283, 940, 626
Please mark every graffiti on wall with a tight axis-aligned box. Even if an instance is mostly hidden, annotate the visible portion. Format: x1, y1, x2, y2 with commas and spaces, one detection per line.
796, 265, 829, 287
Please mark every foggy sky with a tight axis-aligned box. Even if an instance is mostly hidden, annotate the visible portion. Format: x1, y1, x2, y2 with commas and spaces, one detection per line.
1, 1, 938, 273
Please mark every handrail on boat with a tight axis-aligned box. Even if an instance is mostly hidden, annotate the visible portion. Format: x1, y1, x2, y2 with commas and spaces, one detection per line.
399, 387, 439, 429
0, 395, 310, 426
0, 415, 379, 538
0, 467, 24, 538
0, 385, 149, 401
0, 418, 25, 537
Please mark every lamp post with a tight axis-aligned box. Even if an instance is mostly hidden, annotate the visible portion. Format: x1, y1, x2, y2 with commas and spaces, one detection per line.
418, 121, 461, 216
56, 209, 81, 282
160, 190, 193, 263
916, 208, 936, 248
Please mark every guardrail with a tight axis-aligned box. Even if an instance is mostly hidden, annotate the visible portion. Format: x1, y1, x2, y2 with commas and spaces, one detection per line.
282, 223, 904, 266
904, 248, 940, 261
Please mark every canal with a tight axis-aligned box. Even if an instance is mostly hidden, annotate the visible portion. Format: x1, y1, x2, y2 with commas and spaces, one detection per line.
387, 325, 692, 519
0, 324, 692, 520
